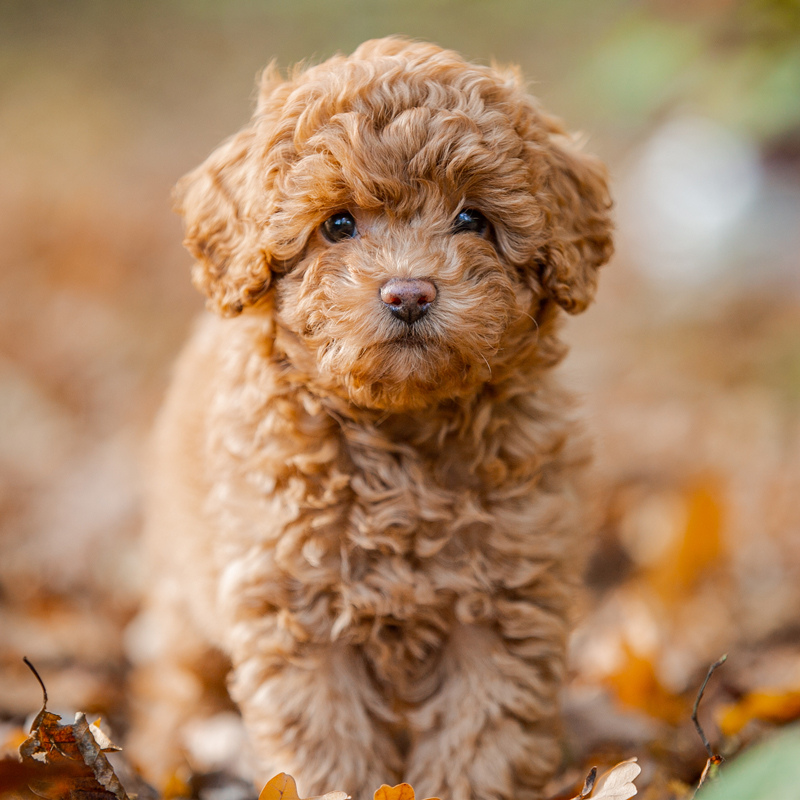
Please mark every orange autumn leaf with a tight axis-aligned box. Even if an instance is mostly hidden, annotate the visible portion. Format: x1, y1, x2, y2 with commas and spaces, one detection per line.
674, 483, 723, 587
163, 769, 193, 800
259, 774, 349, 800
606, 648, 687, 725
718, 690, 800, 736
648, 481, 723, 603
374, 784, 439, 800
261, 774, 302, 800
374, 785, 415, 800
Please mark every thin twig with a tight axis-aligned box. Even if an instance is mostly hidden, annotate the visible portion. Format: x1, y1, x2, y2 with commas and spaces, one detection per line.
689, 654, 728, 799
692, 654, 727, 757
693, 754, 723, 798
23, 656, 47, 708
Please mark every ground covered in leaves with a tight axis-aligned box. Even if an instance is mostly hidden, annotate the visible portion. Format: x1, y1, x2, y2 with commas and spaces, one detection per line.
2, 2, 800, 800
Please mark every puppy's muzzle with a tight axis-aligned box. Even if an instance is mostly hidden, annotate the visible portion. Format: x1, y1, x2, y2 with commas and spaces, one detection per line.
379, 278, 436, 325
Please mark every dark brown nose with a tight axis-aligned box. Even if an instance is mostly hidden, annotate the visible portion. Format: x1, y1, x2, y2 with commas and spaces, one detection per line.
379, 278, 437, 325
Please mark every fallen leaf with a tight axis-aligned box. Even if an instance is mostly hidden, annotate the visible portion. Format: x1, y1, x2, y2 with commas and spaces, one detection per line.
16, 658, 128, 800
671, 483, 723, 592
373, 784, 439, 800
88, 720, 121, 754
259, 774, 350, 800
162, 768, 191, 800
568, 767, 597, 799
374, 785, 416, 800
718, 690, 800, 736
260, 773, 302, 800
0, 755, 85, 798
591, 759, 640, 800
606, 647, 687, 724
19, 712, 129, 800
645, 481, 724, 604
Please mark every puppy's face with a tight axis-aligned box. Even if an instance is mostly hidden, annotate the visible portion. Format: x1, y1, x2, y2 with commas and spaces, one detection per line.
276, 197, 520, 411
177, 38, 613, 411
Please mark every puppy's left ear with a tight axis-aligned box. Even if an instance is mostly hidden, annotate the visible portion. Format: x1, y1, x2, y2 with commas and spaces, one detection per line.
174, 126, 273, 317
538, 129, 614, 314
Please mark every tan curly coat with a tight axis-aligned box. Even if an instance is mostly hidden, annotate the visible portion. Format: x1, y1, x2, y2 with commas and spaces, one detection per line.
129, 37, 613, 800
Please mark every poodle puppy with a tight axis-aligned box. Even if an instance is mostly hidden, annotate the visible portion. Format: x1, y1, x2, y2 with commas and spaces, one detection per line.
129, 36, 613, 800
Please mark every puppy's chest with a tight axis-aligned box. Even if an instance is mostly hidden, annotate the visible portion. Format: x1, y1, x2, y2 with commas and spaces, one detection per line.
306, 443, 499, 698
215, 405, 511, 650
210, 376, 553, 695
288, 438, 497, 625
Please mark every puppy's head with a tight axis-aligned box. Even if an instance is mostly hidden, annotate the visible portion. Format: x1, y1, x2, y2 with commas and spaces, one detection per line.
177, 37, 613, 411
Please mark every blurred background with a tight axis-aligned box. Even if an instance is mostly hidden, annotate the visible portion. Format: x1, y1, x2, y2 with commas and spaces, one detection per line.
1, 0, 799, 794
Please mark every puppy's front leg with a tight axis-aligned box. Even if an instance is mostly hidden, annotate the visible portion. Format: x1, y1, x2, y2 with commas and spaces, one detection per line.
229, 640, 402, 800
406, 623, 564, 800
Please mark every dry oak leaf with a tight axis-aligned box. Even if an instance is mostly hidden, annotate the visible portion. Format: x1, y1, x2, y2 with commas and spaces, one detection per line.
19, 711, 127, 800
259, 773, 349, 800
0, 756, 87, 800
570, 759, 640, 800
11, 658, 128, 800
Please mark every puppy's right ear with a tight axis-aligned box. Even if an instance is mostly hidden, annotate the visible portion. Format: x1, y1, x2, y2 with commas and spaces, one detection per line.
174, 127, 271, 316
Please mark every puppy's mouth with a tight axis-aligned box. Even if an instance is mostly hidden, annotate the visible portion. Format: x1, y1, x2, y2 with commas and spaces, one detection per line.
306, 295, 510, 410
387, 328, 429, 348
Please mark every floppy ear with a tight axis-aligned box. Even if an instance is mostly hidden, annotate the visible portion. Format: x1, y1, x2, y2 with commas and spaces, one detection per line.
174, 126, 271, 316
537, 129, 614, 314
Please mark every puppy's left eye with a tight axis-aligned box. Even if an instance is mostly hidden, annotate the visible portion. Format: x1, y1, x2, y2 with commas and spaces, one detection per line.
322, 212, 357, 243
453, 208, 488, 236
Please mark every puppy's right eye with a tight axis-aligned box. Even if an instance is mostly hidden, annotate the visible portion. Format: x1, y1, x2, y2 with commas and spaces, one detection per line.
452, 208, 488, 236
322, 212, 357, 243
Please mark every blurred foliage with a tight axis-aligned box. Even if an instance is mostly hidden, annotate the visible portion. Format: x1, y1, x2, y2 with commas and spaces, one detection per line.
574, 0, 800, 139
1, 0, 798, 162
698, 723, 800, 800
